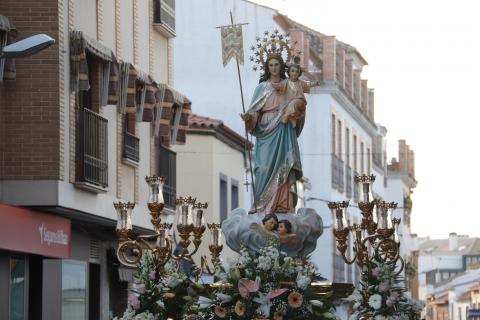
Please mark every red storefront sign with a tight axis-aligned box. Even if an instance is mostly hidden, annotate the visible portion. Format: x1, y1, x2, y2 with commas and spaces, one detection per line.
0, 204, 71, 258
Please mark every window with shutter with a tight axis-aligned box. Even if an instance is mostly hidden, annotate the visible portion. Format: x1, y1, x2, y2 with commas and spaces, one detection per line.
153, 0, 176, 38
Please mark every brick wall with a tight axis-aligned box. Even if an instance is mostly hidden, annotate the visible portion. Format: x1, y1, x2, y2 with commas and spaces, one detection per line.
353, 69, 361, 108
336, 47, 345, 87
0, 0, 60, 180
321, 36, 336, 82
345, 59, 353, 97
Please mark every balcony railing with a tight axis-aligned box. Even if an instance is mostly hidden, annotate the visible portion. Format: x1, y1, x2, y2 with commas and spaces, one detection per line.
159, 145, 176, 209
123, 132, 139, 163
338, 158, 345, 193
331, 154, 345, 193
353, 171, 360, 203
331, 154, 339, 190
77, 108, 108, 188
346, 165, 353, 199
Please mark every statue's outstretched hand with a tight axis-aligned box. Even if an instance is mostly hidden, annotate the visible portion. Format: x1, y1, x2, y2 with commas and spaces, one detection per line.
240, 113, 253, 122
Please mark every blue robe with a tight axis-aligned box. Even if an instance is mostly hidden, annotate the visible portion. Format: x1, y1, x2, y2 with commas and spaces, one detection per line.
246, 81, 303, 212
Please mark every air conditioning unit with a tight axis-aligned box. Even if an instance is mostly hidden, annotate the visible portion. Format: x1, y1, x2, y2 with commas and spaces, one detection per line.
153, 0, 175, 38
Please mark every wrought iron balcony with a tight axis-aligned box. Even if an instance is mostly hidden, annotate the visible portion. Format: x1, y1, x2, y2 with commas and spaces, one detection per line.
331, 154, 339, 189
338, 158, 345, 193
346, 165, 353, 199
77, 108, 108, 188
123, 132, 140, 163
331, 154, 345, 193
353, 171, 360, 203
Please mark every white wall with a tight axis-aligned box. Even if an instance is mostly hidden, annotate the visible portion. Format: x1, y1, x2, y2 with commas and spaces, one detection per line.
174, 133, 245, 264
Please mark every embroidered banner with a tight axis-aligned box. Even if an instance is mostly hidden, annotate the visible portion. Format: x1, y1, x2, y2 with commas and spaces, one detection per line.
220, 25, 244, 67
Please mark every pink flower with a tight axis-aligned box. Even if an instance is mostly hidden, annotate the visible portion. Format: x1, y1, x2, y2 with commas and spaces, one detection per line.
128, 293, 140, 310
133, 283, 146, 294
149, 271, 156, 280
287, 291, 303, 309
371, 267, 381, 278
386, 291, 400, 306
238, 278, 259, 298
214, 305, 226, 318
378, 282, 390, 292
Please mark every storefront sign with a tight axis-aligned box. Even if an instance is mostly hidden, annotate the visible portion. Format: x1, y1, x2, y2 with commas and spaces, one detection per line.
0, 204, 71, 258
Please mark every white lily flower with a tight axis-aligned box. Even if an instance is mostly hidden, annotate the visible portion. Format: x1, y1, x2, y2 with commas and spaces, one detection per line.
215, 293, 232, 303
197, 296, 213, 309
309, 299, 324, 308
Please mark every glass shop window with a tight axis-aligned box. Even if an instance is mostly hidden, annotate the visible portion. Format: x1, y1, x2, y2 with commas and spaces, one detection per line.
10, 258, 26, 320
62, 260, 87, 320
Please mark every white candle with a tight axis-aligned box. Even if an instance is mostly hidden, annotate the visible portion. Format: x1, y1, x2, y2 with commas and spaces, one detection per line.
212, 229, 219, 246
362, 183, 370, 202
335, 209, 344, 230
157, 230, 166, 248
181, 205, 188, 226
195, 210, 203, 228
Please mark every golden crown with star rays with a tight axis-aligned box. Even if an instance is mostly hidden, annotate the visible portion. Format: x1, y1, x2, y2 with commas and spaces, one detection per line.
249, 29, 303, 72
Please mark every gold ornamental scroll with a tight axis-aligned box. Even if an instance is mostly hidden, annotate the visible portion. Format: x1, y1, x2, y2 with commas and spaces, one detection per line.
221, 25, 244, 67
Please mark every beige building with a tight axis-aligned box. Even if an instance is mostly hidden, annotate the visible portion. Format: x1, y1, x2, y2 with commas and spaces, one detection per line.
0, 0, 191, 319
174, 114, 251, 264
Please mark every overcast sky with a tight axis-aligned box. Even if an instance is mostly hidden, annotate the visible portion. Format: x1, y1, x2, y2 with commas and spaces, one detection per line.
251, 0, 480, 239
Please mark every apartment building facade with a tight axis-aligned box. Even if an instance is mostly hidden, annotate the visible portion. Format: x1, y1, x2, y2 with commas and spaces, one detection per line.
0, 0, 190, 319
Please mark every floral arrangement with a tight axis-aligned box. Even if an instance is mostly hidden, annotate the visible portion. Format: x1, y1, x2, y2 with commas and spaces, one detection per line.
347, 259, 422, 320
194, 243, 336, 320
114, 253, 193, 320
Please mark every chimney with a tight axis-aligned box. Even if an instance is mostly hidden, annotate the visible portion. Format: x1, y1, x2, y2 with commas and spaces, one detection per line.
449, 232, 458, 250
361, 79, 369, 115
345, 59, 353, 97
353, 69, 361, 107
337, 47, 345, 87
368, 89, 375, 121
321, 36, 336, 82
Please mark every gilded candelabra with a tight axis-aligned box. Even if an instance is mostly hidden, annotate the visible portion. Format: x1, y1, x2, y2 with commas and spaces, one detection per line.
329, 174, 404, 274
114, 176, 223, 276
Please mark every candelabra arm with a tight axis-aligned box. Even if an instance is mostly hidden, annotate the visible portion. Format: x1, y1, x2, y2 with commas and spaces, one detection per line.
393, 256, 405, 277
117, 240, 144, 267
201, 255, 216, 276
340, 251, 358, 265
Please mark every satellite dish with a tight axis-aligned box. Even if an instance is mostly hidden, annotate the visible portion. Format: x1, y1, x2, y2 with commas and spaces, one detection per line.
1, 34, 55, 58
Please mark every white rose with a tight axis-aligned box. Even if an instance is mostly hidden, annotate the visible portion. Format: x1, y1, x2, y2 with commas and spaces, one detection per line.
368, 294, 382, 310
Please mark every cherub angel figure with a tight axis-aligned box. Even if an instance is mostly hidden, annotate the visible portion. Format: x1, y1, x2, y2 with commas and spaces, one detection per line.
249, 213, 280, 242
277, 219, 298, 245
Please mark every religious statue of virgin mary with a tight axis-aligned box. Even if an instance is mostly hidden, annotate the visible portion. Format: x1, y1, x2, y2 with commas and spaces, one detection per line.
241, 31, 304, 214
222, 31, 323, 258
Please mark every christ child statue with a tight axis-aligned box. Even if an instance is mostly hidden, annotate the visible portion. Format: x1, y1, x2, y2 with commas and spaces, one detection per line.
273, 63, 319, 128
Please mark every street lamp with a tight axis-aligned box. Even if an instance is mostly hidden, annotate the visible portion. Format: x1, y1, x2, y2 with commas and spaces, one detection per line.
0, 34, 55, 58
